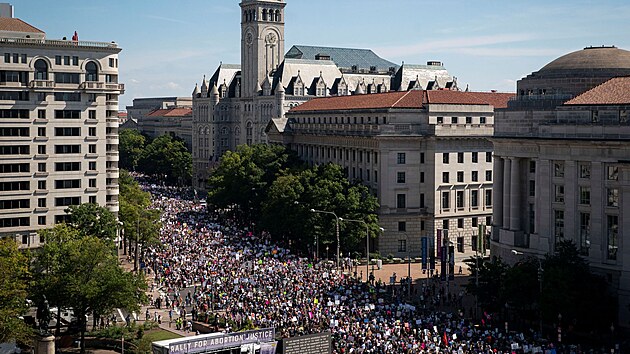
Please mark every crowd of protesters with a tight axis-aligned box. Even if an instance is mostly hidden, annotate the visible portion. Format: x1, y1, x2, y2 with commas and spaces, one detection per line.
138, 182, 611, 354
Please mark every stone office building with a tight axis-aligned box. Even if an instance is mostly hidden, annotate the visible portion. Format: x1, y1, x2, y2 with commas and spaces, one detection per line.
491, 46, 630, 326
267, 89, 512, 258
0, 8, 123, 248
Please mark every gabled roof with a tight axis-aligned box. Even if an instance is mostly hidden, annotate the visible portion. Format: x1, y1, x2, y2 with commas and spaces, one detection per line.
0, 18, 44, 34
147, 107, 192, 117
424, 90, 514, 109
285, 45, 397, 72
564, 76, 630, 105
289, 90, 424, 113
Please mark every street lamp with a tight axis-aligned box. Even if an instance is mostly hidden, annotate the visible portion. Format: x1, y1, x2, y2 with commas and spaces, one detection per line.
311, 208, 340, 270
339, 217, 384, 283
512, 249, 543, 338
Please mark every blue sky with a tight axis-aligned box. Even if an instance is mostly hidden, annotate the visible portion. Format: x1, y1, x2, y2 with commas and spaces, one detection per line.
14, 0, 630, 109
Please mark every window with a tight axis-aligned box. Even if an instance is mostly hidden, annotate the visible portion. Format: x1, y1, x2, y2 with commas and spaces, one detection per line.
529, 204, 535, 233
456, 191, 464, 208
397, 171, 405, 183
72, 56, 79, 66
37, 109, 46, 119
486, 152, 492, 162
420, 153, 424, 164
554, 210, 564, 242
579, 212, 590, 255
442, 172, 449, 183
109, 58, 115, 67
54, 92, 81, 101
398, 239, 407, 253
397, 153, 406, 164
0, 217, 29, 228
457, 152, 463, 163
38, 127, 46, 137
529, 180, 536, 197
607, 166, 618, 181
607, 215, 618, 260
89, 144, 96, 154
0, 127, 29, 136
55, 127, 80, 136
579, 186, 590, 205
89, 196, 96, 204
55, 162, 80, 171
443, 153, 449, 164
0, 199, 29, 210
0, 163, 29, 173
54, 110, 80, 119
420, 193, 425, 208
38, 216, 46, 226
54, 215, 71, 224
54, 72, 80, 84
37, 163, 46, 172
89, 179, 96, 188
398, 221, 406, 232
480, 116, 486, 124
451, 117, 458, 124
89, 127, 96, 136
421, 221, 425, 231
63, 56, 70, 65
472, 152, 478, 163
34, 59, 48, 80
55, 55, 62, 65
485, 189, 492, 206
442, 191, 450, 209
472, 217, 478, 227
554, 161, 564, 177
554, 185, 565, 203
471, 190, 479, 207
4, 53, 9, 63
55, 197, 81, 207
485, 170, 492, 181
437, 116, 443, 124
55, 145, 80, 154
443, 220, 449, 230
37, 180, 46, 190
529, 161, 536, 173
579, 163, 590, 178
12, 53, 18, 64
458, 218, 464, 228
0, 146, 29, 155
85, 61, 98, 81
0, 181, 29, 191
374, 170, 377, 182
396, 194, 406, 208
55, 179, 80, 189
466, 116, 472, 124
420, 172, 424, 183
472, 171, 478, 182
607, 188, 619, 207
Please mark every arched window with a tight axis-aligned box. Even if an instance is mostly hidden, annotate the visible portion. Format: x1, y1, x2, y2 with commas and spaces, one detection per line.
85, 61, 98, 82
221, 127, 228, 135
275, 10, 281, 22
34, 59, 48, 80
262, 9, 267, 21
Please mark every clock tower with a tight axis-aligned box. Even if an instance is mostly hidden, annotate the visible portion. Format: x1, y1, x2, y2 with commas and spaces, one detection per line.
240, 0, 285, 98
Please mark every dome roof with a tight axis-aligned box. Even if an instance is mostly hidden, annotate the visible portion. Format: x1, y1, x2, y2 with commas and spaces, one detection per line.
539, 46, 630, 72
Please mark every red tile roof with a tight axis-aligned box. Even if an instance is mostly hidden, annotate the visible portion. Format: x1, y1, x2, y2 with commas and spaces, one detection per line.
0, 18, 44, 33
289, 90, 515, 113
118, 112, 128, 118
424, 90, 514, 109
289, 90, 424, 112
147, 107, 192, 117
564, 76, 630, 105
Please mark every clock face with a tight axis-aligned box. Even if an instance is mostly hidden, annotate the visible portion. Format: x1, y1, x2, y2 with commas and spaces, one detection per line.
245, 31, 254, 46
265, 32, 277, 45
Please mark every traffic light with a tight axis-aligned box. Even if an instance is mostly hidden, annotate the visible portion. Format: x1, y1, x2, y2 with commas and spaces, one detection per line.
457, 237, 464, 253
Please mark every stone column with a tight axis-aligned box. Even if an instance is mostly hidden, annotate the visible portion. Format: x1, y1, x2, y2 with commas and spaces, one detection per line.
493, 157, 504, 229
35, 335, 55, 354
502, 157, 512, 228
510, 157, 521, 231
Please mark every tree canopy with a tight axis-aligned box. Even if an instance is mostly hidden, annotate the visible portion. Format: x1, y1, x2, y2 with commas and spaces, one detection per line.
137, 134, 192, 185
119, 129, 146, 171
33, 226, 147, 353
0, 238, 32, 345
206, 144, 379, 256
65, 203, 119, 242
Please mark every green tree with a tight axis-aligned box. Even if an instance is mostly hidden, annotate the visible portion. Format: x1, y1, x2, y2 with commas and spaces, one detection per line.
65, 203, 119, 242
465, 256, 509, 313
207, 144, 300, 225
119, 129, 146, 171
0, 238, 32, 345
137, 134, 192, 185
34, 228, 147, 354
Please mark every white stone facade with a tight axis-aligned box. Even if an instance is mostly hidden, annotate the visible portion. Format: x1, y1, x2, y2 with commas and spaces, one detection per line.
0, 21, 122, 248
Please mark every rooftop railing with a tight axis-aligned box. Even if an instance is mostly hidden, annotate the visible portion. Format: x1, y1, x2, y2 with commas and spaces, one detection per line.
0, 37, 119, 50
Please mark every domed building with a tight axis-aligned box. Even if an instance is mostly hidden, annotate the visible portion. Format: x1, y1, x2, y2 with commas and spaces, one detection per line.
492, 46, 630, 327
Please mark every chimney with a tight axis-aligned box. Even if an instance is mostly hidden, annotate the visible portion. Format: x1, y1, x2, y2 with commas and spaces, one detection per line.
0, 3, 14, 18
